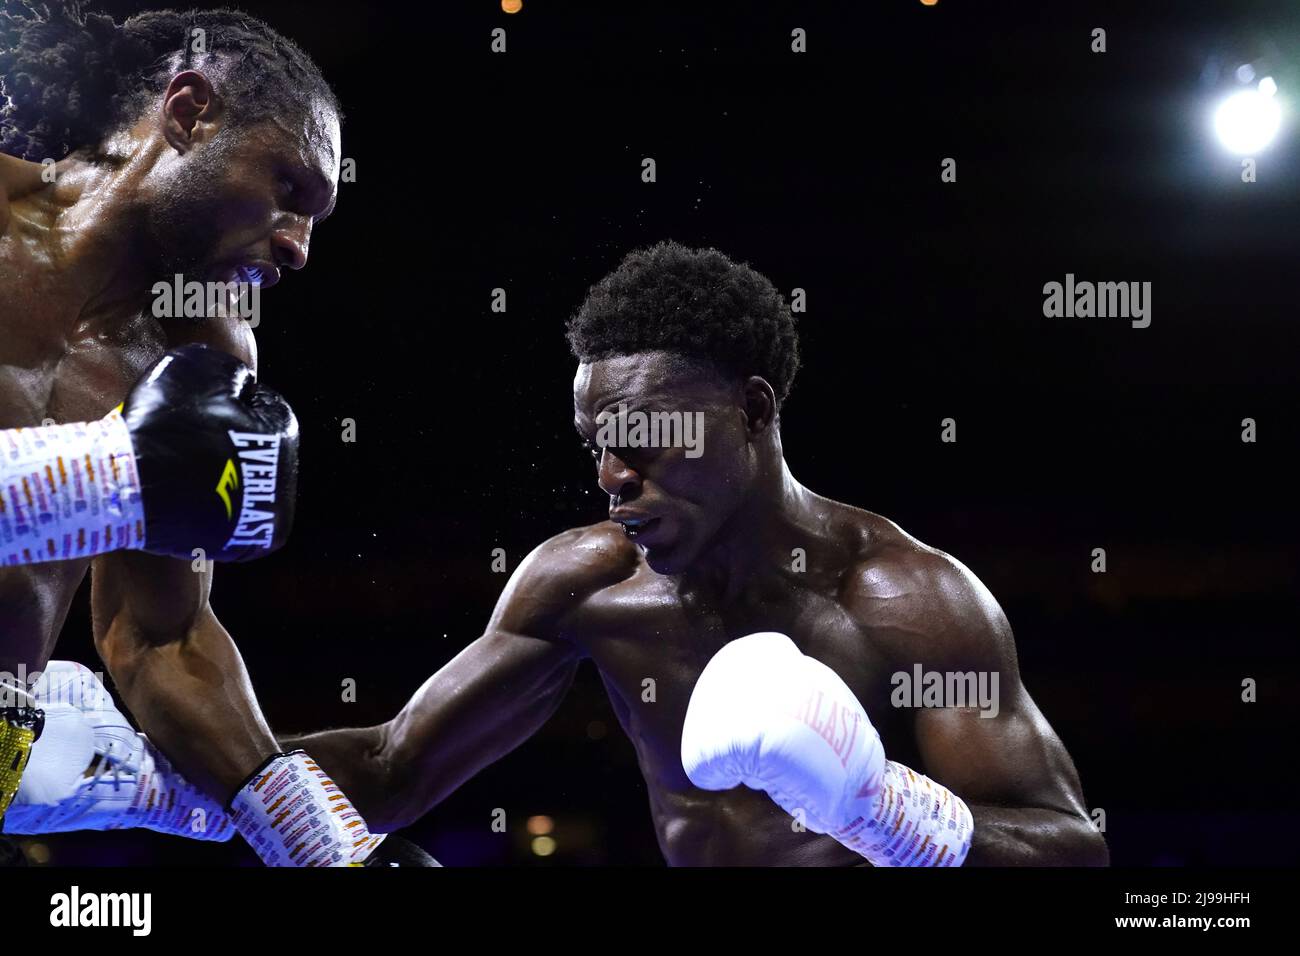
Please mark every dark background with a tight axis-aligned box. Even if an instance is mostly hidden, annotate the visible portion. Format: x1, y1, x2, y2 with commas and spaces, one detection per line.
23, 0, 1297, 866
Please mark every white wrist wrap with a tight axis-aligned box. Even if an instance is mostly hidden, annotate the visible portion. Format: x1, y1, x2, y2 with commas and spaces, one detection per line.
0, 414, 145, 566
229, 751, 385, 867
836, 760, 974, 867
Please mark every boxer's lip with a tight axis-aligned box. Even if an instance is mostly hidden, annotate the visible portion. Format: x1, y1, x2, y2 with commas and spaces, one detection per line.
611, 513, 660, 538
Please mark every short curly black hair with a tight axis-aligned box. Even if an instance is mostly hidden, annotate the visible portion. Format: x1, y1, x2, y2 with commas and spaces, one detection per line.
0, 1, 339, 161
566, 240, 801, 407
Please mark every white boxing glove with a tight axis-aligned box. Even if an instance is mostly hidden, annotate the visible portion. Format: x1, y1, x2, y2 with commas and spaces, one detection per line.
4, 661, 234, 842
681, 632, 973, 866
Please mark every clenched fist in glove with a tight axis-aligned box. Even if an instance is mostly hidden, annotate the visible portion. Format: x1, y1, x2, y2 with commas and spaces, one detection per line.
681, 632, 973, 867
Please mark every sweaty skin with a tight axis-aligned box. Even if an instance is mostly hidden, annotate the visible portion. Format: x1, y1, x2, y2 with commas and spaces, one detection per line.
290, 353, 1109, 866
0, 70, 340, 799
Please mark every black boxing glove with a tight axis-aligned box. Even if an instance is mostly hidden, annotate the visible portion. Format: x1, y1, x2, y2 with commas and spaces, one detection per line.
123, 344, 299, 561
363, 835, 443, 867
0, 345, 298, 566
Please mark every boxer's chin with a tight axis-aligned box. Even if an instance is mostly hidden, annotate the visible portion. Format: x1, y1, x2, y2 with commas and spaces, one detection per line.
639, 534, 695, 575
642, 547, 683, 575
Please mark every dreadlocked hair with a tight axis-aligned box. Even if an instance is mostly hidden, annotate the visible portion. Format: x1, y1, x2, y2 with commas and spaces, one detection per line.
0, 1, 339, 161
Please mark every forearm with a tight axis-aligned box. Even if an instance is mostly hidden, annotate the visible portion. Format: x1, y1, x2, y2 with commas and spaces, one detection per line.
97, 608, 278, 802
964, 804, 1109, 866
281, 649, 580, 833
282, 704, 546, 833
277, 724, 404, 831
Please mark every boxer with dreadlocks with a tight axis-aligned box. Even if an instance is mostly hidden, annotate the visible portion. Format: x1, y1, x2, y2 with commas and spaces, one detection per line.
0, 2, 393, 866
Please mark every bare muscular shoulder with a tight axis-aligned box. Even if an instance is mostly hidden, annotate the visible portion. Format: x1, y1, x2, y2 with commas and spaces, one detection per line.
497, 521, 641, 647
827, 502, 1018, 673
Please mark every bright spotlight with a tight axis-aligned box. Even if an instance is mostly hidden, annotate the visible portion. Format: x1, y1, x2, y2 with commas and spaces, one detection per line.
1214, 89, 1281, 154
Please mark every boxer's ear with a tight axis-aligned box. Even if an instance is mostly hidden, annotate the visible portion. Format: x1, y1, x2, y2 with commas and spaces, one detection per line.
740, 376, 778, 437
160, 70, 220, 153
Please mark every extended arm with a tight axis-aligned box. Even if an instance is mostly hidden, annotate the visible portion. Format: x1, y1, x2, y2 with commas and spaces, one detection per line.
285, 626, 580, 832
281, 528, 618, 832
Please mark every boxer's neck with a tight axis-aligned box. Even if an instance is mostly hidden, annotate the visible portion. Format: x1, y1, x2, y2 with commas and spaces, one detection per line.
10, 137, 169, 331
678, 435, 817, 605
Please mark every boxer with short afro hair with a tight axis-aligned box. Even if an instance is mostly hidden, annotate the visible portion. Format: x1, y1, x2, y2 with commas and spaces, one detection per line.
277, 240, 1106, 867
565, 239, 802, 411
